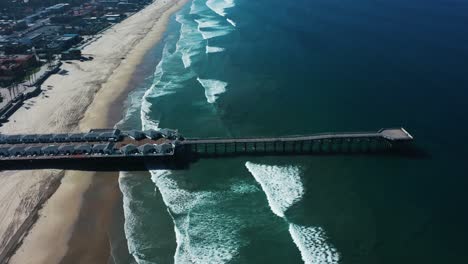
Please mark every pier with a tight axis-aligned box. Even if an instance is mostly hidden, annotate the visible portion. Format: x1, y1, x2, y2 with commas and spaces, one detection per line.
0, 128, 413, 171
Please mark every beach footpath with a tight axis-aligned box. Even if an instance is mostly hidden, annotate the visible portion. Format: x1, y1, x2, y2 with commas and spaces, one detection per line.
0, 0, 188, 263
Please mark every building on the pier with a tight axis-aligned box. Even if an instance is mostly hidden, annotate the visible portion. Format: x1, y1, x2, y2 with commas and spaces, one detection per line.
155, 143, 174, 155
58, 145, 75, 155
25, 146, 42, 156
92, 143, 115, 154
159, 128, 179, 139
21, 134, 39, 143
5, 135, 22, 144
84, 132, 100, 141
8, 146, 25, 156
0, 146, 10, 156
38, 134, 54, 143
138, 144, 156, 155
92, 129, 121, 142
126, 130, 146, 140
121, 144, 139, 155
53, 133, 70, 142
74, 144, 92, 154
68, 133, 85, 142
143, 129, 163, 140
42, 145, 59, 155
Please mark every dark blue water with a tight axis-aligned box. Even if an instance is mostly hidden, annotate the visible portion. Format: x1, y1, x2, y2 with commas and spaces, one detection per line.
116, 0, 468, 263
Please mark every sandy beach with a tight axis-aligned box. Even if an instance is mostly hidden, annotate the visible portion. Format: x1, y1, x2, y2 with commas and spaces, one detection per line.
0, 0, 187, 263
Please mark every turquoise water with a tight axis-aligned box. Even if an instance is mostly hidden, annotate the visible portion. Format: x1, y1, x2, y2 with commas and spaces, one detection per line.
115, 0, 468, 263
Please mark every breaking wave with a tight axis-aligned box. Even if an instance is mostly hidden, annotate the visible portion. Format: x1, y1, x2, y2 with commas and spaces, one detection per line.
206, 0, 235, 17
206, 46, 225, 53
194, 17, 233, 40
245, 162, 304, 218
175, 14, 204, 68
196, 77, 228, 103
245, 162, 341, 264
226, 18, 236, 27
150, 170, 247, 264
289, 224, 340, 264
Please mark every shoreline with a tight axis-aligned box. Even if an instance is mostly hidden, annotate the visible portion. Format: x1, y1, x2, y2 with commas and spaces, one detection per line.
1, 0, 188, 263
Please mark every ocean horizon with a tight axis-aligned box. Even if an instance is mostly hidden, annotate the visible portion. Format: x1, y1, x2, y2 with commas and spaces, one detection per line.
114, 0, 468, 263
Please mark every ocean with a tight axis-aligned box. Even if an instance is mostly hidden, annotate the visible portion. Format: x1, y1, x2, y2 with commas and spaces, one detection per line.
114, 0, 468, 263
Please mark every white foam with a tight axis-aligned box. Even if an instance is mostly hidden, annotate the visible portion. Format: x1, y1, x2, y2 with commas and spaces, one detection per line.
245, 162, 304, 218
196, 77, 227, 104
195, 17, 232, 40
140, 43, 169, 130
226, 18, 236, 27
150, 170, 244, 264
119, 172, 153, 264
230, 181, 260, 194
176, 14, 204, 68
206, 46, 225, 53
189, 0, 203, 14
114, 87, 147, 128
181, 52, 192, 68
206, 0, 235, 17
289, 224, 340, 264
140, 40, 197, 130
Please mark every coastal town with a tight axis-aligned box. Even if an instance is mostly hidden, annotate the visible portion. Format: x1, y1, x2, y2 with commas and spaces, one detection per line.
0, 0, 189, 263
0, 0, 151, 124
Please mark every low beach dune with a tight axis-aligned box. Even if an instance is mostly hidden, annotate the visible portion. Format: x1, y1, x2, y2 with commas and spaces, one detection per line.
0, 0, 187, 263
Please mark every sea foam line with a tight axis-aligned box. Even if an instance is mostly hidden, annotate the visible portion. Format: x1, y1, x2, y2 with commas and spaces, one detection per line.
150, 170, 244, 264
176, 14, 205, 68
245, 162, 341, 264
245, 162, 304, 218
226, 18, 236, 27
206, 0, 235, 17
206, 46, 225, 53
289, 224, 340, 264
196, 77, 227, 104
194, 17, 232, 40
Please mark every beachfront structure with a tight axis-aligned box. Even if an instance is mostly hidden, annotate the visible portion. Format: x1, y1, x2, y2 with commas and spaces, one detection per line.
125, 130, 146, 140
21, 134, 39, 143
0, 128, 415, 171
121, 144, 138, 155
42, 145, 59, 155
144, 129, 163, 140
68, 133, 85, 142
0, 146, 10, 156
58, 145, 75, 155
5, 135, 22, 144
138, 144, 155, 155
159, 128, 179, 139
95, 129, 122, 142
92, 143, 115, 155
38, 134, 54, 143
84, 132, 100, 141
53, 134, 69, 142
75, 144, 92, 154
156, 143, 174, 154
8, 146, 25, 156
25, 146, 42, 156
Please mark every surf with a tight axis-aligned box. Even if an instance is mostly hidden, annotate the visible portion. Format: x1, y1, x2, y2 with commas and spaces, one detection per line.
196, 77, 228, 104
206, 0, 236, 17
245, 162, 341, 264
149, 170, 246, 264
206, 46, 225, 53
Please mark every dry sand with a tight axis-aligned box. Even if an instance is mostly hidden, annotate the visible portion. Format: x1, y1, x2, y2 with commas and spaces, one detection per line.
0, 0, 188, 263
